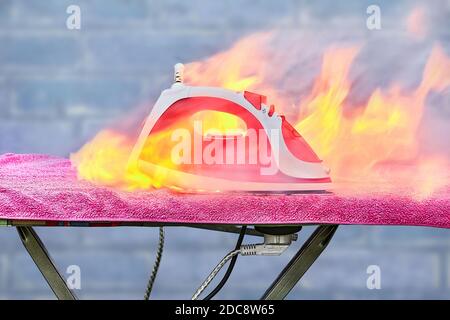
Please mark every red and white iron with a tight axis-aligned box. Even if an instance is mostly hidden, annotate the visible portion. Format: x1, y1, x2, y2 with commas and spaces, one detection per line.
128, 64, 331, 192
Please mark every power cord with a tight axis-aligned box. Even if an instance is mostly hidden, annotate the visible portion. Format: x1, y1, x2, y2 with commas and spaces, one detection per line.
203, 226, 247, 300
192, 230, 293, 300
144, 227, 164, 300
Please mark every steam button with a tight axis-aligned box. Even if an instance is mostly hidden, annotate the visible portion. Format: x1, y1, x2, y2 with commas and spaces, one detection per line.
268, 104, 275, 117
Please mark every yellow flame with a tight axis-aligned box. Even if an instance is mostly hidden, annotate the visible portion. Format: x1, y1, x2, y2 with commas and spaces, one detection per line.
70, 130, 152, 190
191, 111, 246, 135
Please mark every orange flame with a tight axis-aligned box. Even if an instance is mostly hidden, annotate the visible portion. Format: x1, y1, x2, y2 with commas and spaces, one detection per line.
70, 130, 152, 190
71, 31, 450, 198
295, 44, 450, 198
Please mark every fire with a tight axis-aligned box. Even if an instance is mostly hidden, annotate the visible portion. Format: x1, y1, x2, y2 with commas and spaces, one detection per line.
191, 111, 246, 136
185, 33, 270, 91
70, 130, 152, 190
295, 44, 450, 198
71, 29, 450, 198
296, 46, 360, 158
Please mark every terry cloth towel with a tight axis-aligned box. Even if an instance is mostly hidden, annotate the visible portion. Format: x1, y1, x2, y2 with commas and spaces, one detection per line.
0, 153, 449, 228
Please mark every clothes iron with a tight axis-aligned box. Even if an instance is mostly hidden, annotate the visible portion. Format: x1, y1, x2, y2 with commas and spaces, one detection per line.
127, 64, 331, 192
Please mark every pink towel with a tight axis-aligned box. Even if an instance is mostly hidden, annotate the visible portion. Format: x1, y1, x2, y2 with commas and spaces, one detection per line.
0, 153, 449, 228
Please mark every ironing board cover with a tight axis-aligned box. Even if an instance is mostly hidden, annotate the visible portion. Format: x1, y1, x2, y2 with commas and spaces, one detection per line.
0, 153, 449, 228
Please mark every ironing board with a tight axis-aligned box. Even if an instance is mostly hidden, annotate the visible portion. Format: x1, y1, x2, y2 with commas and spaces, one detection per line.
1, 153, 449, 299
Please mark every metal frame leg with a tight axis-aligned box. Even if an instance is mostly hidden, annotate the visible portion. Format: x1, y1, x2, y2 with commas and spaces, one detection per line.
13, 224, 335, 300
261, 225, 338, 300
16, 226, 77, 300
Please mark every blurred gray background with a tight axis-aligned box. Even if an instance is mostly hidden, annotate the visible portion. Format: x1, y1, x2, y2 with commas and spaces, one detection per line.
0, 0, 449, 299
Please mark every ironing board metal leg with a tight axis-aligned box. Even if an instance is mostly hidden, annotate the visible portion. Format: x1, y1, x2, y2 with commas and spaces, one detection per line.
16, 226, 77, 300
261, 224, 338, 300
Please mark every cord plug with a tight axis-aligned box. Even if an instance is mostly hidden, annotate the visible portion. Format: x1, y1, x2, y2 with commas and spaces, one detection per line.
240, 234, 293, 256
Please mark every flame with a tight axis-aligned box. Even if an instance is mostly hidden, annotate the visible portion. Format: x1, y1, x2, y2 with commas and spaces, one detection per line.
294, 44, 450, 198
185, 33, 270, 91
70, 130, 152, 189
191, 111, 246, 136
71, 28, 450, 198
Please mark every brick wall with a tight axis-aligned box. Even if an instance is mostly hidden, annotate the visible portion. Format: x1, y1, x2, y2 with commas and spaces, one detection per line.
0, 0, 449, 299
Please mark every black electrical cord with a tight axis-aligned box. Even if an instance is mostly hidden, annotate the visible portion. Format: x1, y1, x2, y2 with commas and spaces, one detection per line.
203, 225, 247, 300
144, 227, 164, 300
